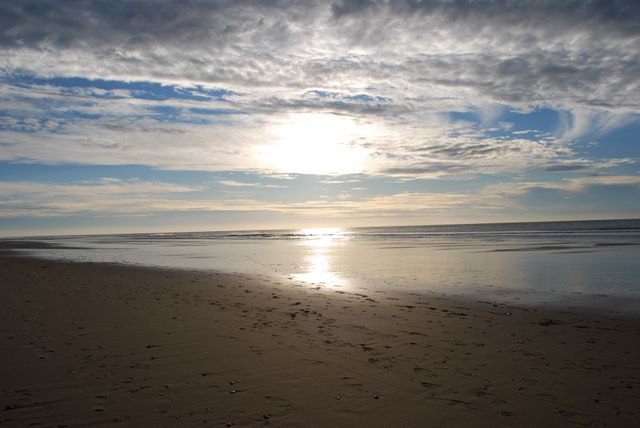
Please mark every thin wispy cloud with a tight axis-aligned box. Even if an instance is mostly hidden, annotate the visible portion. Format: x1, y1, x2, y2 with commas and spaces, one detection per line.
217, 180, 287, 189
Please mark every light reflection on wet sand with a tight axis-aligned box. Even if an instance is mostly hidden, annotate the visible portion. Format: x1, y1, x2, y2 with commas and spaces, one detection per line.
291, 228, 348, 288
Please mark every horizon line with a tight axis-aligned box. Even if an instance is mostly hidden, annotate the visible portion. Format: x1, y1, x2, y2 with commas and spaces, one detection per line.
3, 216, 639, 240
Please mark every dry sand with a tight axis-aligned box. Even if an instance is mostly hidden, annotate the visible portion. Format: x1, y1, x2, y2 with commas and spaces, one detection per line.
1, 255, 639, 427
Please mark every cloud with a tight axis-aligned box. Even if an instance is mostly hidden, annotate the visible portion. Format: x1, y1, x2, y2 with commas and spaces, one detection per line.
2, 173, 639, 223
0, 178, 198, 195
217, 180, 287, 188
1, 1, 637, 110
0, 177, 471, 218
0, 75, 633, 179
0, 177, 286, 217
540, 158, 634, 172
485, 175, 640, 197
0, 178, 201, 217
317, 178, 362, 184
557, 108, 639, 142
0, 0, 638, 183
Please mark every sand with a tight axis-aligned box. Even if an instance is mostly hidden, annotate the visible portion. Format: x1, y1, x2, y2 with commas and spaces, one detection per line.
1, 255, 639, 427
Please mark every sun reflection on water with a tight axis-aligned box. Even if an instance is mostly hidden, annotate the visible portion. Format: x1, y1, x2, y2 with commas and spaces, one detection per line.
291, 228, 348, 288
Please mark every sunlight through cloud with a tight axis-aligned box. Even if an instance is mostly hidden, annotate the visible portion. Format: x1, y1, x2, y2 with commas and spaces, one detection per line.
260, 113, 373, 175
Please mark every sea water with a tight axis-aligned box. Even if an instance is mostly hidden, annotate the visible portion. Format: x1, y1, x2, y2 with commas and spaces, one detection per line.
9, 219, 640, 312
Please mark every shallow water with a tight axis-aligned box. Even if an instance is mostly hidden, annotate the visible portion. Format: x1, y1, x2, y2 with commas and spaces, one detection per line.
9, 219, 640, 312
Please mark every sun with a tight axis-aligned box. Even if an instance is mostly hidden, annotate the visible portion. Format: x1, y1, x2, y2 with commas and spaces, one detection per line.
261, 113, 372, 175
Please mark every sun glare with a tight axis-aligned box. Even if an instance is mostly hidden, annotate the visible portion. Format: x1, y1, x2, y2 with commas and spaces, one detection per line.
262, 113, 372, 175
291, 227, 348, 288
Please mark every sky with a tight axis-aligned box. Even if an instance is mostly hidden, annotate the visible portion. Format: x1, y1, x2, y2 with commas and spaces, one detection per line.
0, 0, 639, 236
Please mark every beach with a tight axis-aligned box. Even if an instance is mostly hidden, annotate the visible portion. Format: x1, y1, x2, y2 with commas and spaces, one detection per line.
1, 254, 639, 427
2, 1, 638, 425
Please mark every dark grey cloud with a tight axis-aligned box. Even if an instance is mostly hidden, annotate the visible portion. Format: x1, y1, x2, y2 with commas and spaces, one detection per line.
252, 89, 401, 115
411, 141, 522, 159
542, 162, 594, 172
5, 1, 636, 50
332, 0, 640, 33
1, 0, 638, 177
0, 0, 319, 52
382, 162, 469, 176
1, 0, 637, 111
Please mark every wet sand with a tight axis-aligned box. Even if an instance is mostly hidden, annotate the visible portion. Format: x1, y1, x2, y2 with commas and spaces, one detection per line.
1, 255, 639, 427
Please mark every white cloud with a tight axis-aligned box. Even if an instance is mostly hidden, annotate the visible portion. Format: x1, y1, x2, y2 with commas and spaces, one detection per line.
2, 173, 639, 222
557, 108, 639, 143
0, 0, 638, 180
0, 177, 477, 218
485, 175, 640, 197
217, 180, 287, 188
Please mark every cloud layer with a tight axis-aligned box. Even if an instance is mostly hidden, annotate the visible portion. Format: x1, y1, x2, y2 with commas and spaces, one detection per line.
2, 1, 638, 109
2, 1, 638, 174
0, 1, 638, 230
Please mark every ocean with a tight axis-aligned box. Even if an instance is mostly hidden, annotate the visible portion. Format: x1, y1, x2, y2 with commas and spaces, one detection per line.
8, 219, 640, 312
